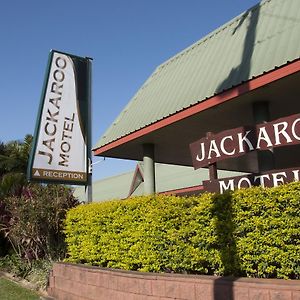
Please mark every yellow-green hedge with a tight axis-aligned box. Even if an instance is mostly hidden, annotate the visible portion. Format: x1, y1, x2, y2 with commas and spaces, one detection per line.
65, 182, 300, 279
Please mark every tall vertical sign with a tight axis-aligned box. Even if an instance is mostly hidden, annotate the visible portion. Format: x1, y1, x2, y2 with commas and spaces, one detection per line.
28, 50, 91, 186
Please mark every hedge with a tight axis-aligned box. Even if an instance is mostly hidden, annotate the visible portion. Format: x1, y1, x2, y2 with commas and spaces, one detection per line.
64, 182, 300, 279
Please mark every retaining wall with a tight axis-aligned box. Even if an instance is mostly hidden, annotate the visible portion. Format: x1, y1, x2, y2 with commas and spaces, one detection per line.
47, 262, 300, 300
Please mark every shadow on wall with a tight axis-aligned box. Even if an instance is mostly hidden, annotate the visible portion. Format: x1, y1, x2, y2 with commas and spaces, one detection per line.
212, 192, 242, 300
213, 4, 260, 299
216, 4, 260, 98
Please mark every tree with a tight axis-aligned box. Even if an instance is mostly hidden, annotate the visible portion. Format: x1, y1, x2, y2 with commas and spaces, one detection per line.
0, 135, 33, 256
2, 183, 80, 261
0, 135, 32, 198
0, 134, 80, 261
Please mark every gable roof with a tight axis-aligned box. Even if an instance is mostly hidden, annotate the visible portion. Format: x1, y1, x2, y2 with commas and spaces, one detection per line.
74, 163, 242, 202
94, 0, 300, 154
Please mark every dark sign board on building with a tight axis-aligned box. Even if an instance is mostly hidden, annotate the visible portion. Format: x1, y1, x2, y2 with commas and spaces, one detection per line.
190, 113, 300, 170
203, 166, 300, 193
190, 113, 300, 193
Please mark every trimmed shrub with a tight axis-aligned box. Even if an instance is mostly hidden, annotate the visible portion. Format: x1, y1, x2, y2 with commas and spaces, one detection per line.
64, 182, 300, 279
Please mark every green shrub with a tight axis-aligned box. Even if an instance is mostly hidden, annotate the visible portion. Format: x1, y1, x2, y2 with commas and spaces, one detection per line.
0, 254, 31, 277
1, 183, 80, 261
0, 255, 52, 290
64, 182, 300, 279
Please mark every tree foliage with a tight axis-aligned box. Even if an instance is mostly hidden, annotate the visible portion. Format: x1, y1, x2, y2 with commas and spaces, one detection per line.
0, 135, 80, 261
0, 135, 32, 198
1, 183, 80, 261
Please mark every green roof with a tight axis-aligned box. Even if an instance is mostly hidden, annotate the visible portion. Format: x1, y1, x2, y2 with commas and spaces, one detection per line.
74, 171, 136, 202
94, 0, 300, 151
74, 163, 242, 202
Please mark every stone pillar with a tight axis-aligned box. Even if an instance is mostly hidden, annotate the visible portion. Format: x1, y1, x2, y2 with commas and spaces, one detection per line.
253, 102, 275, 172
143, 144, 156, 195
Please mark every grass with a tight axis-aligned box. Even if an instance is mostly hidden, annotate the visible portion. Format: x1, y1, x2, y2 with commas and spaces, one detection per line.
0, 277, 40, 300
0, 256, 53, 291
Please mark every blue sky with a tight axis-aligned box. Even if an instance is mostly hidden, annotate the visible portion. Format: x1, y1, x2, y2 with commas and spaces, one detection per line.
0, 0, 259, 181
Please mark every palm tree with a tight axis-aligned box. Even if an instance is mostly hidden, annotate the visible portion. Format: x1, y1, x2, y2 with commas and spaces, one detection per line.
0, 135, 32, 198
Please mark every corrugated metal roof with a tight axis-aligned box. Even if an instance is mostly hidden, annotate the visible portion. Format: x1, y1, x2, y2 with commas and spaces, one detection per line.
74, 171, 135, 202
94, 0, 300, 150
74, 163, 242, 202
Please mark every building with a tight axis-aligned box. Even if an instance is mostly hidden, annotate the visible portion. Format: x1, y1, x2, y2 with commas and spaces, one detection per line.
92, 0, 300, 199
74, 163, 241, 202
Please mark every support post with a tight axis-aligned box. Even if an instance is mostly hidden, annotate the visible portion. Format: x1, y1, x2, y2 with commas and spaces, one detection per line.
253, 102, 275, 172
143, 144, 156, 195
207, 132, 218, 181
86, 57, 93, 203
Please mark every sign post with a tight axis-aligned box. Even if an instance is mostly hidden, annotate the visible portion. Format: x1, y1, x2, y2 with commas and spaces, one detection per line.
207, 132, 218, 182
28, 50, 92, 193
86, 57, 93, 203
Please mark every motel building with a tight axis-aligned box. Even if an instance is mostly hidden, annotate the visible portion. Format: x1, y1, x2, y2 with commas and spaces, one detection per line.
76, 0, 300, 201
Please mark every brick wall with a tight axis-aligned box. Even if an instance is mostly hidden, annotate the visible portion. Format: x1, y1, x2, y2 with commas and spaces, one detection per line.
48, 262, 300, 300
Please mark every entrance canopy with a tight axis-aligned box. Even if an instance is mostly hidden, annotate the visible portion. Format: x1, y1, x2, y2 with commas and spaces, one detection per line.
93, 0, 300, 174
